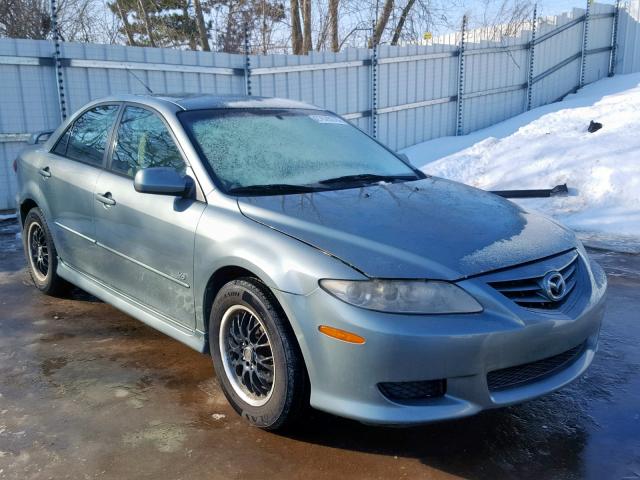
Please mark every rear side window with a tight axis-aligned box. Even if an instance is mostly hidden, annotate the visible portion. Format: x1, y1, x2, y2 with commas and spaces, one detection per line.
110, 106, 186, 177
55, 105, 119, 165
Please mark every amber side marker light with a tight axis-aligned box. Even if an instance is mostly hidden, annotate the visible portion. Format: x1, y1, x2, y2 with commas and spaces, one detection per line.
318, 325, 366, 344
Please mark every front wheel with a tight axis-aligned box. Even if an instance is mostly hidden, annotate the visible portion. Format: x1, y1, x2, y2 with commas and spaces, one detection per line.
209, 278, 308, 430
23, 207, 69, 296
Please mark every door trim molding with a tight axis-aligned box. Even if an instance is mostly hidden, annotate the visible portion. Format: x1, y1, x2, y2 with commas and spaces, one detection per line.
55, 220, 190, 288
54, 221, 96, 243
96, 241, 191, 288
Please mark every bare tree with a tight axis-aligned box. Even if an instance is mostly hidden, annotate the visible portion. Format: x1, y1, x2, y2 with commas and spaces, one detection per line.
1, 0, 535, 54
260, 0, 268, 53
182, 0, 197, 49
0, 0, 122, 43
328, 0, 338, 51
0, 0, 51, 39
390, 0, 416, 44
194, 0, 211, 50
290, 0, 303, 53
137, 0, 156, 46
55, 0, 122, 43
113, 0, 137, 45
476, 0, 532, 39
301, 0, 312, 52
369, 0, 393, 47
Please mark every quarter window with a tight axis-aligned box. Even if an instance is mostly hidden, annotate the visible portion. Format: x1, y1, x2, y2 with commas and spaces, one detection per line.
52, 129, 70, 156
111, 106, 186, 177
55, 105, 119, 165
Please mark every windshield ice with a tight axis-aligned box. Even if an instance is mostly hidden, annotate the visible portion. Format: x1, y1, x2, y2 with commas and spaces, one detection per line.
179, 108, 418, 193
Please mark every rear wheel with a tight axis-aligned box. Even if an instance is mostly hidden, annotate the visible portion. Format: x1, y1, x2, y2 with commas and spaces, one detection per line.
209, 278, 307, 430
23, 207, 69, 296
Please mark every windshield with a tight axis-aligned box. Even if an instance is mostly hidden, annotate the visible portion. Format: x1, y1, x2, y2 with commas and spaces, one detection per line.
178, 108, 421, 194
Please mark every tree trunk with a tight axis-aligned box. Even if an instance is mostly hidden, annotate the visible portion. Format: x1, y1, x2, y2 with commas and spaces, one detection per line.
301, 0, 312, 53
315, 15, 328, 51
290, 0, 303, 54
115, 0, 137, 46
369, 0, 393, 48
137, 0, 156, 47
223, 0, 238, 53
194, 0, 210, 51
183, 1, 197, 50
329, 0, 339, 52
390, 0, 416, 45
261, 0, 268, 54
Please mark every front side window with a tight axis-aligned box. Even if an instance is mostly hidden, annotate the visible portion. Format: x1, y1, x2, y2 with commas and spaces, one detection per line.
111, 106, 186, 177
55, 105, 119, 165
179, 109, 420, 195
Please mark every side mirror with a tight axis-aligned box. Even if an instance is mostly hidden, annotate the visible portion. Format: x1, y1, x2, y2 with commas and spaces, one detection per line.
134, 167, 193, 197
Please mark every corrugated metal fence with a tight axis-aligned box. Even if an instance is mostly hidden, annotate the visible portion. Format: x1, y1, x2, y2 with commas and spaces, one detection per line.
1, 1, 639, 210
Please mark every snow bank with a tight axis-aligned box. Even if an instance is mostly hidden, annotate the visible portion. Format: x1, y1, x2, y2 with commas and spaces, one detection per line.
402, 73, 640, 252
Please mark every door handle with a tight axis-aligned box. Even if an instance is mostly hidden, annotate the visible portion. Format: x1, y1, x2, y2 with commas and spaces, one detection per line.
95, 192, 116, 206
39, 166, 51, 178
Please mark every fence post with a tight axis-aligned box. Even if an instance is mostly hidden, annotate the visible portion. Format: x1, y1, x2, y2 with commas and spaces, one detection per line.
244, 25, 252, 96
579, 0, 592, 88
370, 21, 378, 139
455, 15, 467, 136
609, 0, 621, 76
526, 4, 538, 111
50, 0, 67, 120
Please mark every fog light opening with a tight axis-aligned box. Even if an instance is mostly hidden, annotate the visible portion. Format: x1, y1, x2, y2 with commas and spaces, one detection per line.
318, 325, 366, 344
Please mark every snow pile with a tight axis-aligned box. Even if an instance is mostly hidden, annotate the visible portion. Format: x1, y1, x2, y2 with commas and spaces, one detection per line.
402, 73, 640, 252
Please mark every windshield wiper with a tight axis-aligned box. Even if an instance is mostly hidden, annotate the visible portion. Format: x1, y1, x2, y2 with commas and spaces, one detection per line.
227, 183, 323, 195
317, 173, 418, 186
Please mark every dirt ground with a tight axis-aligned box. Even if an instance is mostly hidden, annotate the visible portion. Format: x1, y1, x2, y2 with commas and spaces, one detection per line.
1, 217, 639, 480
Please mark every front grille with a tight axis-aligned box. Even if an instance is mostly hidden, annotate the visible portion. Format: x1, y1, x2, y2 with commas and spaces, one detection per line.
378, 379, 446, 401
487, 343, 585, 391
489, 253, 579, 310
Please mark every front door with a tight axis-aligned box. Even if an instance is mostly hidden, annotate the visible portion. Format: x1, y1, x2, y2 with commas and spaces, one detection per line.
45, 104, 120, 278
93, 105, 205, 330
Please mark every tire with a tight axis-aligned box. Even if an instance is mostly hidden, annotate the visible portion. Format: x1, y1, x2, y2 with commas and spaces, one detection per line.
209, 278, 308, 430
22, 207, 69, 296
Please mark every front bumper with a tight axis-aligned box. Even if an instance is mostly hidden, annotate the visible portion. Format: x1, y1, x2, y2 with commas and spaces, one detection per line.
275, 259, 607, 425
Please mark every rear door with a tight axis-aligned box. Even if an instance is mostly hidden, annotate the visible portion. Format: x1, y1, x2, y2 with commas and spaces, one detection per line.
92, 105, 205, 330
45, 104, 120, 278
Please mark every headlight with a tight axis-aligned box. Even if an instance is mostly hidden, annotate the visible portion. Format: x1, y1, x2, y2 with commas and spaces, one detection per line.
319, 279, 482, 314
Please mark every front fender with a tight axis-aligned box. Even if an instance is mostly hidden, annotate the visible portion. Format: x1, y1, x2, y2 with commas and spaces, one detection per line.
193, 193, 364, 332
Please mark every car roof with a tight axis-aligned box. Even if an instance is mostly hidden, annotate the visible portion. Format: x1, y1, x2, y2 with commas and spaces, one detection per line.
94, 93, 324, 112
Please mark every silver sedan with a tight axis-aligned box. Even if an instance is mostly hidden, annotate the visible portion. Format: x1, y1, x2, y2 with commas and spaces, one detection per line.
15, 94, 607, 429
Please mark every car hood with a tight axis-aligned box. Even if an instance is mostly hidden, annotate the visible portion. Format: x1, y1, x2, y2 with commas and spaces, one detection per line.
236, 177, 577, 280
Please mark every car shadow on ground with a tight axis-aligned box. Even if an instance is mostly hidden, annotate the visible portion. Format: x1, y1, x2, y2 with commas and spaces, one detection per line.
276, 395, 589, 479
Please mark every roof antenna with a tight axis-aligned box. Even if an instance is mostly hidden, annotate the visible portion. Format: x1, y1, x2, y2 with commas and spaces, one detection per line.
126, 67, 154, 94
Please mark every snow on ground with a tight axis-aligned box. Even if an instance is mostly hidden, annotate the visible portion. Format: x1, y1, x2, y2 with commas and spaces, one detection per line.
402, 73, 640, 252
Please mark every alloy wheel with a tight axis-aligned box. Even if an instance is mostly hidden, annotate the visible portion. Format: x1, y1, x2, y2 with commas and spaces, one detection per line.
219, 305, 275, 406
28, 222, 49, 282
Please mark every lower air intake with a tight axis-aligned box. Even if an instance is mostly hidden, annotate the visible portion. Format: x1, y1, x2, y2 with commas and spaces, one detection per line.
487, 343, 585, 391
378, 379, 446, 401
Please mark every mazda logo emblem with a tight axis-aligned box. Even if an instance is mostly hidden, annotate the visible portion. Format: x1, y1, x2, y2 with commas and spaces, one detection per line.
542, 271, 567, 301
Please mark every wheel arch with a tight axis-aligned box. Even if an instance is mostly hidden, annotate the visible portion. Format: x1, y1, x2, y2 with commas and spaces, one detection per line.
202, 265, 259, 351
200, 266, 309, 383
19, 198, 39, 227
202, 264, 312, 412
